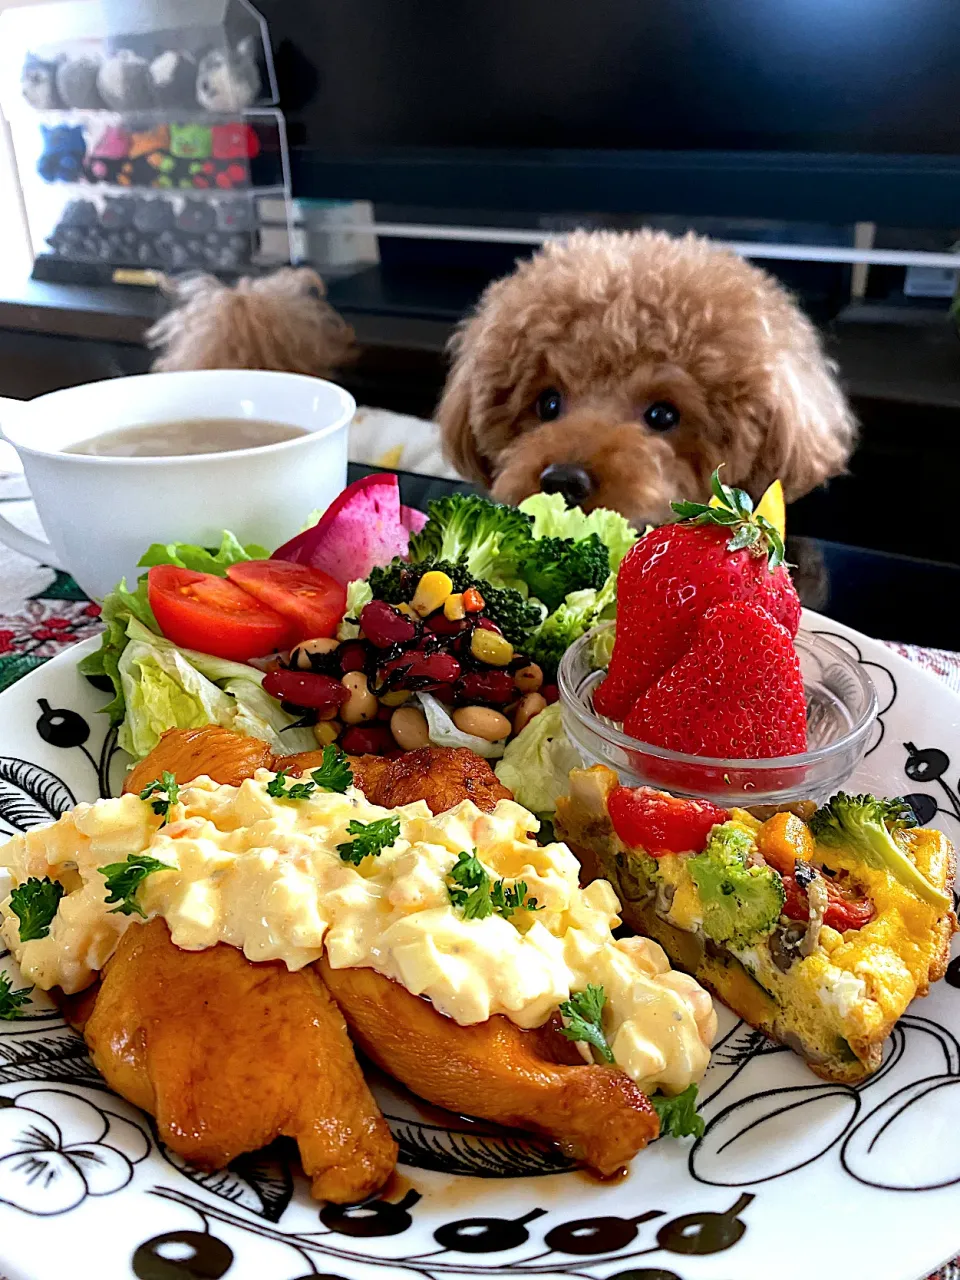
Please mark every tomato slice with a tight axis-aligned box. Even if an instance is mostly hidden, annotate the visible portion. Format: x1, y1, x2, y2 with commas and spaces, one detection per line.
608, 786, 729, 857
227, 561, 347, 642
148, 565, 293, 662
781, 871, 875, 932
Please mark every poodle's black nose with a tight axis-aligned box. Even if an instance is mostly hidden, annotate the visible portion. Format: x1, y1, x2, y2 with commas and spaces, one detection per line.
539, 463, 593, 506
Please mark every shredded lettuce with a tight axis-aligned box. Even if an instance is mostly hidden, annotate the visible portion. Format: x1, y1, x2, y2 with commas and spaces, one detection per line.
416, 692, 506, 759
116, 619, 315, 759
338, 578, 374, 640
518, 494, 639, 570
494, 703, 581, 814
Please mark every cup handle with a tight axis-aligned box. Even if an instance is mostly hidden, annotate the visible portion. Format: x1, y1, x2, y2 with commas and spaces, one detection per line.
0, 512, 62, 569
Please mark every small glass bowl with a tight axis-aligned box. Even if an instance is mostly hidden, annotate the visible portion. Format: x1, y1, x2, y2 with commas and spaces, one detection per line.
557, 622, 879, 806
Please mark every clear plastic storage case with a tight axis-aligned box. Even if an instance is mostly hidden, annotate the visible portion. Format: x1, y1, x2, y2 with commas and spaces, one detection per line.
0, 0, 293, 283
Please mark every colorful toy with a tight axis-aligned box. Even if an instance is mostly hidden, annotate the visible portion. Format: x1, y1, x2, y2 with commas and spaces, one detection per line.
55, 53, 103, 109
196, 37, 261, 111
149, 51, 196, 109
36, 124, 86, 182
129, 124, 170, 159
90, 123, 131, 159
21, 53, 61, 110
97, 50, 154, 111
170, 123, 212, 159
210, 122, 260, 160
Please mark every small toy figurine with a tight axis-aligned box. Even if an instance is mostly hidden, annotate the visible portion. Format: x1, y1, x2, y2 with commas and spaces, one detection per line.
129, 124, 170, 159
176, 201, 216, 232
214, 197, 255, 232
60, 198, 98, 228
149, 51, 197, 109
21, 53, 62, 110
97, 50, 154, 111
36, 123, 87, 182
211, 122, 260, 160
196, 36, 261, 111
99, 196, 135, 229
170, 123, 212, 159
90, 123, 131, 159
132, 198, 175, 233
56, 53, 104, 109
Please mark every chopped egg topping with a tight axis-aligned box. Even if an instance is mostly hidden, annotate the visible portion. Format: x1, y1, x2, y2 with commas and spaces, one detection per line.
0, 774, 716, 1094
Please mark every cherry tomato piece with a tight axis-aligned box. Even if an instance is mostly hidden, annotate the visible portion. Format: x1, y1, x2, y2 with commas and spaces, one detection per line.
608, 785, 730, 857
226, 560, 346, 642
262, 669, 349, 711
148, 565, 292, 662
781, 872, 874, 931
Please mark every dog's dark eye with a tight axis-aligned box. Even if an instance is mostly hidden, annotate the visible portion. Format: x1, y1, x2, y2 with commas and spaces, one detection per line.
644, 400, 681, 431
536, 388, 564, 422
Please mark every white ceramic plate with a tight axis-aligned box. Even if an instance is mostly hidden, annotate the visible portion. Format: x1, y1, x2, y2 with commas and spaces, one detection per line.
1, 616, 959, 1280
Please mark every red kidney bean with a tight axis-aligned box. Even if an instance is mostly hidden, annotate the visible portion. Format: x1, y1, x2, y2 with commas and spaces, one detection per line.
472, 617, 501, 633
425, 613, 466, 636
263, 669, 349, 710
339, 640, 369, 673
542, 683, 559, 705
341, 723, 395, 755
375, 703, 394, 722
456, 670, 516, 705
360, 599, 418, 649
380, 649, 461, 691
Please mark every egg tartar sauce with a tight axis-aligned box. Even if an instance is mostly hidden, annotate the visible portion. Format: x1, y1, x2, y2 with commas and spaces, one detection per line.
0, 774, 716, 1095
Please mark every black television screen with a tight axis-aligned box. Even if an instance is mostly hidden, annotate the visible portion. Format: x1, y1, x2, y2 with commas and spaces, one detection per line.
261, 0, 960, 223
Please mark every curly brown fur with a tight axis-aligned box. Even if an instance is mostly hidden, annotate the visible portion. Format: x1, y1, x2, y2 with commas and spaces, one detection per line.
147, 268, 356, 377
438, 230, 856, 524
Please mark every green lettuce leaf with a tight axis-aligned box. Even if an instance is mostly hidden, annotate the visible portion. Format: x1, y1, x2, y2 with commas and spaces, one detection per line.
494, 702, 581, 814
117, 619, 315, 760
518, 494, 639, 569
137, 531, 268, 577
338, 577, 374, 640
523, 572, 618, 676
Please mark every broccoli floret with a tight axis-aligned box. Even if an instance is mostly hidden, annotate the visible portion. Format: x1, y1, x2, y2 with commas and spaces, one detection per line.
519, 533, 610, 612
524, 576, 615, 677
366, 556, 542, 648
688, 822, 785, 951
408, 494, 534, 587
809, 792, 950, 910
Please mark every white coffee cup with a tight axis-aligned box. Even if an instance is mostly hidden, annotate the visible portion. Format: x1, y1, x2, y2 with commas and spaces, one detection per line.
0, 370, 355, 600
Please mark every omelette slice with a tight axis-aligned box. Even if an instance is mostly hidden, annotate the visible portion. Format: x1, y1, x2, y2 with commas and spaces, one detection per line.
555, 766, 958, 1083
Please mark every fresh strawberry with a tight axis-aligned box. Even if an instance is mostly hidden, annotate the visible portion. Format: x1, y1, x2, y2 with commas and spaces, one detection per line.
623, 599, 808, 758
608, 786, 729, 856
593, 469, 800, 721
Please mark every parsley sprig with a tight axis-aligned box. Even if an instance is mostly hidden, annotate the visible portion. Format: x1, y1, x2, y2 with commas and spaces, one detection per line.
446, 850, 542, 921
139, 771, 180, 825
558, 983, 615, 1064
9, 876, 64, 942
337, 816, 401, 865
266, 747, 353, 801
0, 972, 32, 1021
650, 1084, 705, 1139
99, 853, 174, 918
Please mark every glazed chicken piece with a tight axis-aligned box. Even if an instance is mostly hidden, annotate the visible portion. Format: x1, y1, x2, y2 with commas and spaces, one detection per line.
283, 744, 514, 814
124, 725, 275, 793
85, 917, 397, 1202
318, 960, 659, 1177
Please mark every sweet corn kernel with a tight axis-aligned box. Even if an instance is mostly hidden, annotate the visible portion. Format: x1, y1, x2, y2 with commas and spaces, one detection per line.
470, 628, 514, 666
380, 689, 412, 707
819, 925, 843, 953
412, 570, 453, 617
444, 593, 466, 621
313, 720, 341, 747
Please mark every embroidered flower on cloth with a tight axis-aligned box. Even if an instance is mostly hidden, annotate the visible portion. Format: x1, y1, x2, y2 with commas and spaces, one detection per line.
0, 1089, 149, 1215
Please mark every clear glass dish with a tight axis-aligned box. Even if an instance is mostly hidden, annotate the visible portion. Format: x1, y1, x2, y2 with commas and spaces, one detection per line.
557, 622, 879, 806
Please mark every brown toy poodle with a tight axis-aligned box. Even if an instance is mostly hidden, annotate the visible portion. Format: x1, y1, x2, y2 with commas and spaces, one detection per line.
438, 229, 856, 524
146, 268, 356, 376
